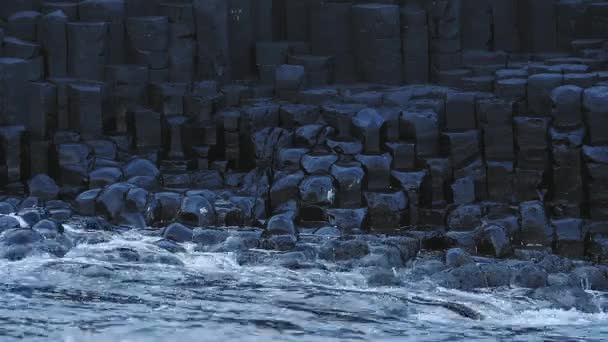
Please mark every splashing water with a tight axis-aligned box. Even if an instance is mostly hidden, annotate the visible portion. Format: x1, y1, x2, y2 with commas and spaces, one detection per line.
0, 228, 606, 342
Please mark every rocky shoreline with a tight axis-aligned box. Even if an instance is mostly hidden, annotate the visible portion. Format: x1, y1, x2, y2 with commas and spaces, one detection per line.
0, 0, 608, 320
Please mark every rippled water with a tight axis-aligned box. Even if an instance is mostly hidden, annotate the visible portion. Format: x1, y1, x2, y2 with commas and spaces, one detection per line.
1, 227, 607, 342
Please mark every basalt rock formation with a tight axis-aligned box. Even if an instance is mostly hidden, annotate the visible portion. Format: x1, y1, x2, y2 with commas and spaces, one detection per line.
0, 0, 608, 264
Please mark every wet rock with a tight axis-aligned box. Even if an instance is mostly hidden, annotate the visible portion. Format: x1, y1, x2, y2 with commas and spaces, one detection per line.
447, 205, 482, 231
478, 224, 511, 258
127, 176, 159, 191
154, 192, 182, 224
299, 176, 335, 206
538, 254, 573, 274
177, 195, 215, 227
32, 219, 62, 239
588, 236, 608, 264
357, 244, 403, 268
162, 222, 193, 243
570, 266, 608, 291
88, 167, 122, 189
0, 203, 16, 215
192, 228, 230, 246
75, 189, 101, 216
275, 147, 309, 171
1, 228, 43, 245
511, 264, 548, 288
0, 216, 21, 232
355, 153, 392, 191
214, 231, 262, 252
364, 191, 407, 232
123, 158, 160, 179
319, 239, 370, 262
294, 124, 324, 147
154, 239, 187, 254
270, 171, 304, 210
401, 110, 439, 158
552, 218, 584, 257
384, 236, 420, 264
301, 153, 338, 175
352, 108, 385, 153
27, 174, 59, 200
266, 212, 296, 236
434, 264, 488, 290
261, 235, 297, 251
18, 208, 45, 226
326, 208, 367, 233
19, 197, 43, 210
520, 201, 552, 246
445, 248, 473, 268
330, 163, 364, 208
365, 268, 401, 287
550, 85, 583, 128
95, 183, 132, 220
480, 263, 512, 287
280, 104, 320, 128
126, 188, 148, 212
314, 227, 342, 237
532, 286, 599, 313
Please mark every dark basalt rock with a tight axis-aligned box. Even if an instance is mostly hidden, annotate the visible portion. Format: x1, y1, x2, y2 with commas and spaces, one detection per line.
0, 203, 16, 215
32, 219, 63, 239
511, 263, 548, 288
154, 239, 187, 254
532, 286, 600, 313
318, 238, 370, 262
0, 216, 21, 232
266, 212, 297, 237
445, 248, 473, 268
433, 263, 488, 290
365, 268, 401, 287
28, 174, 59, 200
1, 228, 43, 245
162, 222, 193, 243
177, 195, 215, 227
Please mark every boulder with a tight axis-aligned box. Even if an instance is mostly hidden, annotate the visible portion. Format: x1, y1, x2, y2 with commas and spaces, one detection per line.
75, 189, 102, 216
520, 200, 552, 246
95, 183, 132, 220
478, 224, 511, 258
318, 238, 370, 262
0, 216, 21, 233
434, 264, 488, 290
266, 212, 297, 236
88, 167, 122, 189
162, 222, 193, 243
299, 175, 335, 206
123, 158, 160, 179
570, 266, 608, 291
511, 264, 548, 288
447, 205, 482, 231
301, 153, 338, 174
445, 248, 473, 268
270, 171, 304, 210
177, 195, 215, 227
326, 208, 368, 232
27, 174, 59, 200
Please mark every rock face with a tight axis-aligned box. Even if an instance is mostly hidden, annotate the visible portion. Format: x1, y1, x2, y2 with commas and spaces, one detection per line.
0, 0, 606, 269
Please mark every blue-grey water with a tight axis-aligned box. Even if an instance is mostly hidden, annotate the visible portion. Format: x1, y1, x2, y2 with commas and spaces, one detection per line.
1, 225, 607, 342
